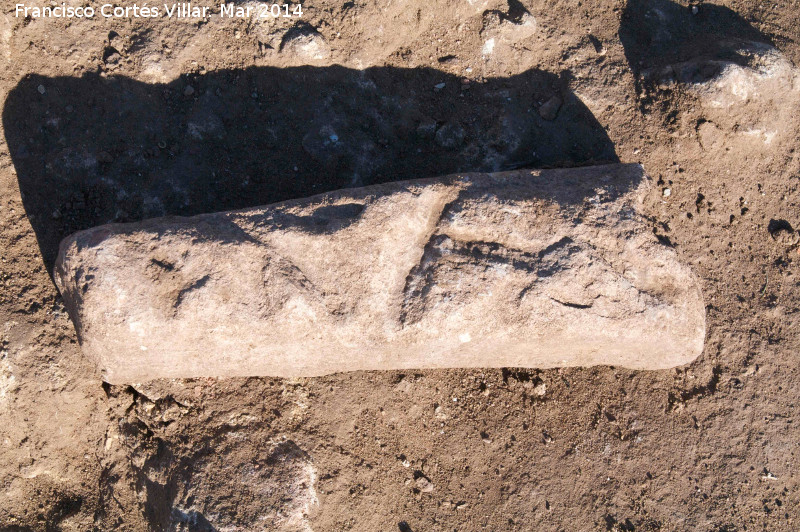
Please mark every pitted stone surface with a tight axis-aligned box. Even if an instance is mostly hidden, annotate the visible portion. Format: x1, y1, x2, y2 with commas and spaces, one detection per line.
54, 164, 705, 383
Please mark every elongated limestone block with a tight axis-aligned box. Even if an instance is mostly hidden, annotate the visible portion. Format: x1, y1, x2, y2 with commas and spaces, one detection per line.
54, 164, 705, 383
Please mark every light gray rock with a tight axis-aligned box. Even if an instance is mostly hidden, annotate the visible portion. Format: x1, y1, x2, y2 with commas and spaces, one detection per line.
54, 164, 705, 383
170, 439, 317, 531
642, 43, 800, 154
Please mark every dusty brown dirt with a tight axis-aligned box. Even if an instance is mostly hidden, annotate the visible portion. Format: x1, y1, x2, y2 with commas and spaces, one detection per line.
0, 0, 798, 530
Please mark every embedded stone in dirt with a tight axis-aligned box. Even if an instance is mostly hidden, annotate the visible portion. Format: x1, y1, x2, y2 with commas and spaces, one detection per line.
168, 439, 317, 531
538, 95, 562, 121
280, 23, 330, 61
54, 164, 706, 383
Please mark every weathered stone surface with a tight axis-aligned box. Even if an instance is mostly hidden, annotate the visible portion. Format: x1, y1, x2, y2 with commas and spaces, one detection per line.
54, 164, 705, 383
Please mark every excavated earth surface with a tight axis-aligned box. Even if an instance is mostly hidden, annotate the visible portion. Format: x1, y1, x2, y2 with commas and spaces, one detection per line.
0, 0, 799, 530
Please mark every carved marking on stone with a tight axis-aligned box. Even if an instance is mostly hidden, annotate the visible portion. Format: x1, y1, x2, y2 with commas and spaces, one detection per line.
53, 164, 706, 383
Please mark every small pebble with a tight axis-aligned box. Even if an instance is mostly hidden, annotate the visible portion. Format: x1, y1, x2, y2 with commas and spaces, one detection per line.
538, 95, 562, 121
434, 82, 446, 91
184, 85, 195, 96
37, 85, 46, 94
663, 188, 672, 197
415, 476, 434, 493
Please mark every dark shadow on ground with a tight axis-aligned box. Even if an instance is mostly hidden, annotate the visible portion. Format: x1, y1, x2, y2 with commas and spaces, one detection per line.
620, 0, 774, 80
4, 66, 620, 271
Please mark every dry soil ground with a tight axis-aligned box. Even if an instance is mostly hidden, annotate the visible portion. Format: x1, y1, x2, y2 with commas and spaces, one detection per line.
0, 0, 799, 530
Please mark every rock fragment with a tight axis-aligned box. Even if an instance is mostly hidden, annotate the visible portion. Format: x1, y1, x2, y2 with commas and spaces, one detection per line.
54, 164, 705, 383
280, 23, 330, 61
414, 472, 434, 493
538, 96, 562, 121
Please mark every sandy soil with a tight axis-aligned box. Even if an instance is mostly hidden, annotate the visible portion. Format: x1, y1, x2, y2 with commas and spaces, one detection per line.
0, 0, 799, 529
